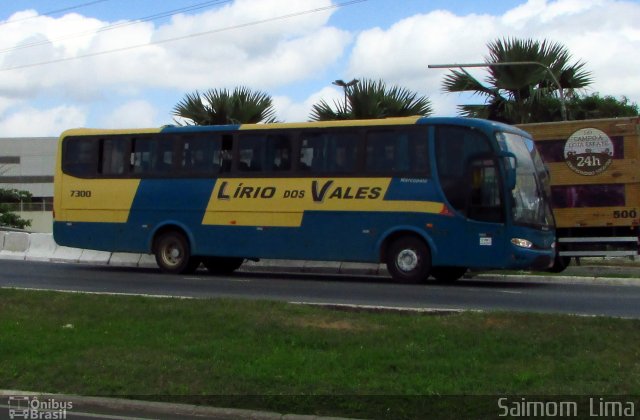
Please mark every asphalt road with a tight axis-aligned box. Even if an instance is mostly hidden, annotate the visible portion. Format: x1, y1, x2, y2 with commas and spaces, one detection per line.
1, 259, 640, 318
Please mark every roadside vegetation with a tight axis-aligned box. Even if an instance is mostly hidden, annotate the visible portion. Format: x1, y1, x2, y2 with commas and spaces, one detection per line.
170, 37, 638, 127
0, 188, 32, 230
1, 288, 639, 418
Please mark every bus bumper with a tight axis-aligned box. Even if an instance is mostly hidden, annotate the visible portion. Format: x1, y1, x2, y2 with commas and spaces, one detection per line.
509, 249, 555, 270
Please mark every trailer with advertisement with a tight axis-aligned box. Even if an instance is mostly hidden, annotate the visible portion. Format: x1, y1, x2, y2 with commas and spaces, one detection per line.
518, 117, 640, 271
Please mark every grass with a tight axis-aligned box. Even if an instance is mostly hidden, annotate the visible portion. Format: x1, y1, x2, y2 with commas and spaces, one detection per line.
1, 288, 640, 418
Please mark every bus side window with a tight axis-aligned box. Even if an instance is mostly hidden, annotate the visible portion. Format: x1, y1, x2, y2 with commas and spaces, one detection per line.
271, 135, 291, 172
328, 132, 358, 173
99, 137, 127, 176
219, 135, 232, 174
299, 134, 324, 172
410, 131, 429, 175
181, 134, 221, 175
63, 137, 98, 177
435, 126, 497, 219
467, 157, 503, 222
237, 133, 292, 173
131, 137, 150, 174
299, 131, 358, 173
237, 134, 260, 172
365, 130, 410, 174
130, 136, 174, 176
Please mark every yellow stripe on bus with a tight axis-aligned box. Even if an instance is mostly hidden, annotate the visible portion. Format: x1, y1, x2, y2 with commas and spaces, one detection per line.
237, 116, 421, 131
206, 211, 304, 227
57, 178, 141, 223
202, 177, 445, 227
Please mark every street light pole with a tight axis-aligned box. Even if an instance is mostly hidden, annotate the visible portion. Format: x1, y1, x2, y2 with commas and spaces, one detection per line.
332, 79, 359, 110
428, 62, 567, 121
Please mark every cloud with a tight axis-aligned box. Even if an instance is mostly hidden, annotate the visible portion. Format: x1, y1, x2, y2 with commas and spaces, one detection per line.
0, 0, 350, 98
346, 0, 640, 116
274, 86, 343, 122
1, 0, 638, 134
0, 105, 86, 136
100, 100, 158, 128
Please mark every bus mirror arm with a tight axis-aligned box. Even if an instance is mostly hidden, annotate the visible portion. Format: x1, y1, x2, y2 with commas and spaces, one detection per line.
497, 151, 517, 190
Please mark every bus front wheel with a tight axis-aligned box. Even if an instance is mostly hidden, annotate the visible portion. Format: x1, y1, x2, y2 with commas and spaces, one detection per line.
386, 236, 431, 283
154, 231, 200, 274
548, 254, 571, 273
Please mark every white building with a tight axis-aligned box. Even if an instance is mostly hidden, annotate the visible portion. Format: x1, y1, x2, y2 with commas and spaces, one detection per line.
0, 137, 57, 232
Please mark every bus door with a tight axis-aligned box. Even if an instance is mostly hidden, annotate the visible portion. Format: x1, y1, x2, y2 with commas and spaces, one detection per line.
434, 126, 508, 267
463, 155, 508, 267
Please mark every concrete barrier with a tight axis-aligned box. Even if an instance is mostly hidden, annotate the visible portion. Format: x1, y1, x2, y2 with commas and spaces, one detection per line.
109, 252, 142, 267
339, 262, 385, 276
26, 233, 58, 261
138, 254, 158, 268
0, 231, 30, 260
0, 232, 383, 276
79, 249, 111, 265
302, 260, 341, 274
51, 245, 84, 263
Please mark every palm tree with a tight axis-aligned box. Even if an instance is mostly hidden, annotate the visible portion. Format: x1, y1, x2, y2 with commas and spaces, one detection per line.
442, 38, 592, 123
310, 79, 433, 121
173, 87, 277, 125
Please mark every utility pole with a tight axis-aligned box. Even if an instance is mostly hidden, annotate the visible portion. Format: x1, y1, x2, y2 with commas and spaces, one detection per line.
332, 79, 359, 110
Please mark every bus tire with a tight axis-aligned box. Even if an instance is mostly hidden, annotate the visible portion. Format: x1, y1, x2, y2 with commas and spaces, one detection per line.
203, 257, 244, 275
548, 255, 571, 273
386, 236, 431, 283
154, 230, 199, 274
431, 267, 467, 283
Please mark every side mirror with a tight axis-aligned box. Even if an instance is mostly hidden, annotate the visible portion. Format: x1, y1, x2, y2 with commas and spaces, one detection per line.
498, 151, 517, 190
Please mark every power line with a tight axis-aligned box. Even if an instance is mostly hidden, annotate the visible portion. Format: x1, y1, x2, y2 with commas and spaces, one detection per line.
0, 0, 110, 26
0, 0, 368, 73
0, 0, 233, 55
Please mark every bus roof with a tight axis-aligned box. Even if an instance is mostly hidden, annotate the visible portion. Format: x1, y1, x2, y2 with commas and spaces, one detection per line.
60, 116, 530, 138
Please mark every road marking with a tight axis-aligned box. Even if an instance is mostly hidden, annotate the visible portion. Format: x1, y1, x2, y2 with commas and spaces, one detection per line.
500, 290, 523, 294
183, 276, 251, 282
1, 286, 195, 300
289, 301, 479, 314
0, 404, 153, 420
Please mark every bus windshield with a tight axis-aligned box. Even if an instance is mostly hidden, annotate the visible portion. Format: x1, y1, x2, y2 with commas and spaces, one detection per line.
497, 132, 554, 229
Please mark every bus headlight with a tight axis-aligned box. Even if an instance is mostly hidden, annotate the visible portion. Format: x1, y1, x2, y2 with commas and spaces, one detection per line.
511, 238, 533, 249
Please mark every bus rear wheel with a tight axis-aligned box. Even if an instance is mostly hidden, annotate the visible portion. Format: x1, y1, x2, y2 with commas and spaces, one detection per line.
154, 231, 200, 274
203, 257, 244, 275
386, 236, 431, 283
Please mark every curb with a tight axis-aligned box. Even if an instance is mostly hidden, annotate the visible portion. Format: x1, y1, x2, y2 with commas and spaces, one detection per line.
1, 232, 639, 285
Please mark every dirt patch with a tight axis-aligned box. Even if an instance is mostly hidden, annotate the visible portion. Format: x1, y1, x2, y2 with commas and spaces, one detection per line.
288, 317, 381, 331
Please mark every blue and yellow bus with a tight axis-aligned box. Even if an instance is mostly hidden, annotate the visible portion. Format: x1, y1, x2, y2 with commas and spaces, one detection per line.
53, 116, 556, 282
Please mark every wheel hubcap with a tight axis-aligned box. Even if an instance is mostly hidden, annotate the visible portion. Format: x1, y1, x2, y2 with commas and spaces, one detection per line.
163, 242, 182, 267
396, 249, 419, 272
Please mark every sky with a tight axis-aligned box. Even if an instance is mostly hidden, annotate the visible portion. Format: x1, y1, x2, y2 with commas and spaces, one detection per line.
0, 0, 638, 136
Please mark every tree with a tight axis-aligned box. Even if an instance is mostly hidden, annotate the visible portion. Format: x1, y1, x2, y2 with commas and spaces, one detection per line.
442, 38, 592, 124
503, 93, 639, 122
173, 87, 277, 125
309, 78, 433, 121
568, 93, 639, 120
0, 188, 32, 230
